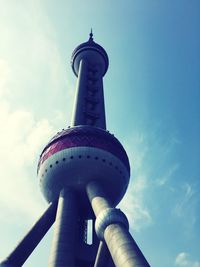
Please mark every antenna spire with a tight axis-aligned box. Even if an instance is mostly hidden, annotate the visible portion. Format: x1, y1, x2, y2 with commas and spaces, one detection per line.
89, 28, 93, 41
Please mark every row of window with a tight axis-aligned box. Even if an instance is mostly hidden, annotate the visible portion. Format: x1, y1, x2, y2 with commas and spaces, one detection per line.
85, 66, 99, 126
41, 154, 124, 177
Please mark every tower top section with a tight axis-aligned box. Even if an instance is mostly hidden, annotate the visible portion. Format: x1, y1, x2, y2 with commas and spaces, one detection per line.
71, 32, 109, 77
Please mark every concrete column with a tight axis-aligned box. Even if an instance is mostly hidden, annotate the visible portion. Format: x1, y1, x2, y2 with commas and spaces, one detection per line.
0, 201, 57, 267
71, 58, 106, 129
86, 181, 150, 267
86, 181, 111, 216
71, 59, 87, 126
48, 188, 78, 267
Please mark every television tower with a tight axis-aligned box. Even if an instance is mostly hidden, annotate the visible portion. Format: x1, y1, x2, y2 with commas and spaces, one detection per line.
0, 32, 151, 267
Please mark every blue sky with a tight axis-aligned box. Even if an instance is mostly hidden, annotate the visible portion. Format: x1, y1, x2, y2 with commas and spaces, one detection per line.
0, 1, 199, 267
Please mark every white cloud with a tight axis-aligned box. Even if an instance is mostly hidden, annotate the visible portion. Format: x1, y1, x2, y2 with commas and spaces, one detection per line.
0, 0, 73, 116
175, 252, 200, 267
0, 59, 11, 98
119, 132, 152, 231
126, 131, 149, 170
156, 163, 179, 186
173, 182, 197, 221
0, 2, 75, 261
119, 175, 152, 231
172, 181, 199, 237
0, 101, 55, 222
0, 2, 71, 223
119, 125, 181, 232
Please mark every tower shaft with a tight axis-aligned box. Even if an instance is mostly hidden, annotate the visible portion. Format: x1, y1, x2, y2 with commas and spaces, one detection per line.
71, 59, 106, 129
48, 188, 99, 267
49, 189, 78, 267
0, 34, 151, 267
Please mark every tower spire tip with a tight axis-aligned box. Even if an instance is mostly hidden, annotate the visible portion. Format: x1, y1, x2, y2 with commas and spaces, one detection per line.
89, 28, 93, 41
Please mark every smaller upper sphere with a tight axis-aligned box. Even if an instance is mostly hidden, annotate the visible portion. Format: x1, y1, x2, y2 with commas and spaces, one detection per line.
71, 32, 109, 77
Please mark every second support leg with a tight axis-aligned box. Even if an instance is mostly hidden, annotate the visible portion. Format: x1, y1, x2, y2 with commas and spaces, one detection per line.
86, 181, 150, 267
48, 188, 78, 267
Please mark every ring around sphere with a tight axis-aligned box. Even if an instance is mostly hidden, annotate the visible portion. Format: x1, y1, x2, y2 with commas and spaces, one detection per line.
95, 208, 129, 240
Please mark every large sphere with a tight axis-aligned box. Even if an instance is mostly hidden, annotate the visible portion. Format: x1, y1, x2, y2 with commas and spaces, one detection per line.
38, 126, 130, 210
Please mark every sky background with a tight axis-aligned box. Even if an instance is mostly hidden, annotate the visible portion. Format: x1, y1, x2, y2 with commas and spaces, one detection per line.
0, 1, 200, 267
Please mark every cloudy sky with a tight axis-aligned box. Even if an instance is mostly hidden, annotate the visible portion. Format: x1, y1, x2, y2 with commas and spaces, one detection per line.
0, 1, 199, 267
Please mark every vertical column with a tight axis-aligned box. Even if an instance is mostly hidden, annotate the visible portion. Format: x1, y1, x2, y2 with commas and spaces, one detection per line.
71, 59, 87, 126
85, 65, 106, 128
86, 181, 151, 267
48, 188, 78, 267
71, 59, 106, 129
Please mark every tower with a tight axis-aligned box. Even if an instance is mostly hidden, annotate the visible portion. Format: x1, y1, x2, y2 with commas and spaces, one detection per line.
0, 33, 150, 267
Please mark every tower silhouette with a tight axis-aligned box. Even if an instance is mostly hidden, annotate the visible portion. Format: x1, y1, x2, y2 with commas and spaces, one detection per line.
0, 33, 150, 267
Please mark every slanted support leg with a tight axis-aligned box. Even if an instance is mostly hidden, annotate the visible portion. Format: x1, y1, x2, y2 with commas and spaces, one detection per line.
94, 241, 115, 267
87, 181, 151, 267
0, 201, 58, 267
